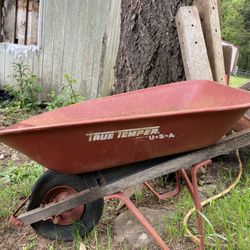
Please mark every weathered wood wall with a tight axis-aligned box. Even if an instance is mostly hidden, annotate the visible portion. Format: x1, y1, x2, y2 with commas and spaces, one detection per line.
0, 0, 121, 100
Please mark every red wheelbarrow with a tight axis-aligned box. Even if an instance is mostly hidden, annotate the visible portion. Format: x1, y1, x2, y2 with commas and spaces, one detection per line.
1, 80, 250, 242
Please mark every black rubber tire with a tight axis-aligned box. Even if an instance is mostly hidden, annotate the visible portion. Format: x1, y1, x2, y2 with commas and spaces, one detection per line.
27, 170, 104, 241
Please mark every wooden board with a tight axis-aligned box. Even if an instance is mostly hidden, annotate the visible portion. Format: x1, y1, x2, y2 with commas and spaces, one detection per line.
17, 129, 250, 225
2, 0, 16, 43
16, 0, 28, 44
194, 0, 225, 84
176, 6, 213, 81
0, 0, 3, 41
26, 0, 39, 45
223, 45, 232, 76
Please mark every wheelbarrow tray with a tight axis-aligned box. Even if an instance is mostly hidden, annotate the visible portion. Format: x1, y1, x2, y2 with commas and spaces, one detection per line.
0, 80, 250, 174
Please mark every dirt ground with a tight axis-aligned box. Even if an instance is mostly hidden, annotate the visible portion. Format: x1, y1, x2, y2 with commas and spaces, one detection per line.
0, 112, 249, 250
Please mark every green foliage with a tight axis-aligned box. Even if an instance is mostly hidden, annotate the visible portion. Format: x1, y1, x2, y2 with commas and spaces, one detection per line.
0, 161, 43, 218
204, 178, 250, 249
6, 63, 42, 110
0, 101, 39, 126
0, 161, 42, 184
221, 0, 250, 70
46, 73, 84, 110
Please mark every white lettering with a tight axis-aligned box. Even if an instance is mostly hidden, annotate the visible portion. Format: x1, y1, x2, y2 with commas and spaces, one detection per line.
86, 126, 175, 142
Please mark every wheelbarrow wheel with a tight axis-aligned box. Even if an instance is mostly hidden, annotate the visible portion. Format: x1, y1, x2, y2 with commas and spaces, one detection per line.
27, 170, 104, 241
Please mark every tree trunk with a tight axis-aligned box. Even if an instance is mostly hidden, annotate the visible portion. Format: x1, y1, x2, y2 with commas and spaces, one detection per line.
115, 0, 193, 94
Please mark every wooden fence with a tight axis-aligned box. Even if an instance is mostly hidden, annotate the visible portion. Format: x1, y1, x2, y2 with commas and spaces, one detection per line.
0, 0, 121, 100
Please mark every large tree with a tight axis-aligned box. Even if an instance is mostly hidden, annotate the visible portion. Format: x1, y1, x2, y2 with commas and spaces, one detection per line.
114, 0, 193, 94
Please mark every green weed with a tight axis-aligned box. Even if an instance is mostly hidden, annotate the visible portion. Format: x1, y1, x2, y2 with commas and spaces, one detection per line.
164, 188, 193, 241
0, 63, 42, 126
134, 189, 144, 204
6, 62, 42, 110
0, 102, 39, 126
46, 73, 84, 110
0, 161, 43, 218
186, 163, 250, 249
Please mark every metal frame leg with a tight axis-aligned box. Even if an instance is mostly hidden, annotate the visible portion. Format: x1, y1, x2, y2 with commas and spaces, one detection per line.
143, 160, 211, 250
9, 195, 30, 227
143, 172, 181, 200
180, 160, 212, 250
105, 192, 170, 250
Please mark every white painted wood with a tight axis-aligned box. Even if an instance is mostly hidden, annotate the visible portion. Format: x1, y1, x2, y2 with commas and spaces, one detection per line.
0, 44, 6, 86
193, 0, 225, 84
39, 0, 55, 98
71, 0, 89, 97
100, 0, 121, 97
176, 6, 213, 81
0, 0, 122, 100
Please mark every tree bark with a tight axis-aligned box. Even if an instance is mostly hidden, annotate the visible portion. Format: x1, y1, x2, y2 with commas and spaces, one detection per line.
115, 0, 193, 93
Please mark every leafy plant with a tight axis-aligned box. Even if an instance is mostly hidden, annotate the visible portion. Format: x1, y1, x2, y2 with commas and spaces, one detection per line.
0, 161, 42, 184
6, 62, 42, 110
0, 161, 43, 218
46, 73, 84, 110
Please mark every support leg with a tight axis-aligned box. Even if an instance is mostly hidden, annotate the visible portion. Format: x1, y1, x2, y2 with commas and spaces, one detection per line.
181, 160, 211, 250
143, 172, 181, 200
105, 192, 170, 250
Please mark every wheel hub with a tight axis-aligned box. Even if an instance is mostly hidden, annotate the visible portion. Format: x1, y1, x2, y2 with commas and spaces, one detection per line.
42, 186, 84, 225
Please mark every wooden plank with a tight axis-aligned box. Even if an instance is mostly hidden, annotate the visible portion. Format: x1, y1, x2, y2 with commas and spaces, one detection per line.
26, 0, 39, 45
98, 0, 121, 97
0, 0, 3, 41
2, 0, 16, 43
193, 0, 225, 84
39, 0, 55, 98
16, 0, 28, 44
17, 129, 250, 225
222, 45, 232, 76
3, 43, 15, 87
0, 44, 6, 87
176, 6, 213, 81
60, 0, 78, 91
88, 0, 107, 99
47, 0, 66, 96
217, 0, 221, 19
83, 0, 98, 98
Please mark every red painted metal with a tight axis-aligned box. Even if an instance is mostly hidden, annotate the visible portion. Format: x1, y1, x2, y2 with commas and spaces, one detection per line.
144, 160, 212, 250
105, 192, 170, 250
233, 116, 250, 132
225, 74, 230, 86
0, 80, 250, 173
143, 172, 181, 200
9, 215, 24, 227
9, 195, 30, 227
42, 186, 84, 225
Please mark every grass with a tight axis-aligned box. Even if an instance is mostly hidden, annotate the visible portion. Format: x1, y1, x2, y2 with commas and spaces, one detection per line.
230, 75, 249, 88
203, 162, 250, 250
0, 161, 43, 218
164, 189, 193, 242
0, 152, 248, 250
164, 157, 250, 250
